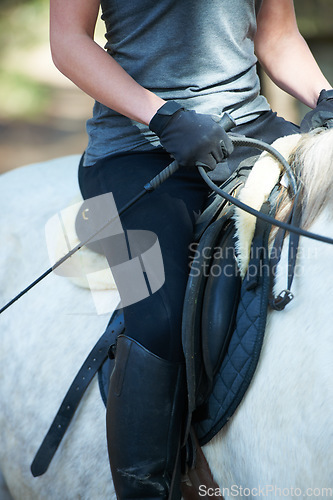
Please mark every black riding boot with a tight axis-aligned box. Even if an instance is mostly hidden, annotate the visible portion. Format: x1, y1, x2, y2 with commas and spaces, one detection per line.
106, 334, 185, 499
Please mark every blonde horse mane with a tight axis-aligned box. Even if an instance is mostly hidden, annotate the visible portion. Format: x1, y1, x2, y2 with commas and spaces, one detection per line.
234, 128, 333, 276
291, 128, 333, 229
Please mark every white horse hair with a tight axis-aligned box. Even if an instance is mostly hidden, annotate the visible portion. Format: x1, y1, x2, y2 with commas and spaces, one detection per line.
0, 129, 332, 499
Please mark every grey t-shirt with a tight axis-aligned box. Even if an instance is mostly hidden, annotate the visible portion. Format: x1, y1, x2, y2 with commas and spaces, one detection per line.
84, 0, 270, 166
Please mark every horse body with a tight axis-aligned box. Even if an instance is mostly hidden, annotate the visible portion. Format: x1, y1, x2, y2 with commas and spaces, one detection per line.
205, 208, 333, 498
0, 132, 332, 499
206, 131, 333, 497
0, 157, 115, 499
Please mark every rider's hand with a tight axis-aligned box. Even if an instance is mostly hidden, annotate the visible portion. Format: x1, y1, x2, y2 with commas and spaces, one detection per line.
149, 101, 234, 171
300, 89, 333, 132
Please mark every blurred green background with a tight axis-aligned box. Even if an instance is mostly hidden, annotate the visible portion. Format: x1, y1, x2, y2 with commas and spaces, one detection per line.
0, 0, 332, 173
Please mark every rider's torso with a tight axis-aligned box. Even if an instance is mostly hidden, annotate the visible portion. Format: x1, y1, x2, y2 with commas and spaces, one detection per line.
84, 0, 269, 166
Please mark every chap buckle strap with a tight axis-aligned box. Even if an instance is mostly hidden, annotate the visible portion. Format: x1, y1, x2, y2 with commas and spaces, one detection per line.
30, 309, 124, 477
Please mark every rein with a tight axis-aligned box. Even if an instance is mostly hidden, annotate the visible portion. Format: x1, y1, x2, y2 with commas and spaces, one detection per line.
197, 166, 333, 245
1, 133, 333, 316
197, 134, 333, 245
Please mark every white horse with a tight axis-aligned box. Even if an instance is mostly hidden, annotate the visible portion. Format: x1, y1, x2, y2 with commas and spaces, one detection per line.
0, 129, 332, 500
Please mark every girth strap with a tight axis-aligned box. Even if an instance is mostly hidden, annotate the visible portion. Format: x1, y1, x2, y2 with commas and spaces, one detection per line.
30, 308, 124, 477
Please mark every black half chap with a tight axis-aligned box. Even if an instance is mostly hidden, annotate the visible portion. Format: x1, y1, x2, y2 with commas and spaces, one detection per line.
78, 110, 299, 362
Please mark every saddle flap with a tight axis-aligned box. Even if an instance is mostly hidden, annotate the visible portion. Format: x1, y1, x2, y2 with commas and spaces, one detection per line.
195, 201, 274, 445
201, 223, 241, 386
182, 208, 242, 441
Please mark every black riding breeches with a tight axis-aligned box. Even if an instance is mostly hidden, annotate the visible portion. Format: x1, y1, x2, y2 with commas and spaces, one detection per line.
78, 110, 299, 362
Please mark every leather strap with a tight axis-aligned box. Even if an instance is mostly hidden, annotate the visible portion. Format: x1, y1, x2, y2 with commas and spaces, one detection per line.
270, 187, 303, 311
181, 429, 222, 500
31, 308, 125, 477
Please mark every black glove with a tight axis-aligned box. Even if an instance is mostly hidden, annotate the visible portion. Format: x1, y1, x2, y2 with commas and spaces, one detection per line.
149, 101, 234, 170
300, 89, 333, 132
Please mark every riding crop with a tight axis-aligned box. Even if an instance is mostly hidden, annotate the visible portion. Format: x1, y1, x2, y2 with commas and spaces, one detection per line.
1, 115, 333, 315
